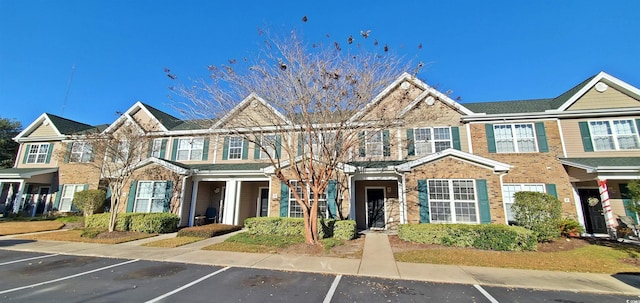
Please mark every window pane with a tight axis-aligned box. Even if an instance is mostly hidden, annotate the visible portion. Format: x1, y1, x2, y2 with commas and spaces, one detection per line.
433, 127, 450, 140
494, 125, 515, 152
515, 124, 536, 152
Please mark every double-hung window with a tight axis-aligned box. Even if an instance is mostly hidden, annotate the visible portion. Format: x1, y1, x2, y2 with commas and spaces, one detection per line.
59, 184, 85, 212
26, 143, 50, 164
289, 180, 327, 218
112, 140, 130, 163
70, 142, 92, 163
413, 127, 452, 155
260, 135, 277, 159
493, 124, 537, 153
150, 139, 163, 158
428, 179, 478, 223
589, 119, 640, 151
366, 131, 383, 157
502, 184, 545, 223
177, 137, 204, 161
134, 181, 169, 213
228, 137, 243, 160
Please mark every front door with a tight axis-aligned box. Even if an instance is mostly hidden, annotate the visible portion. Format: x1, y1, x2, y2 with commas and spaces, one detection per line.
366, 188, 385, 229
258, 188, 269, 217
578, 188, 607, 234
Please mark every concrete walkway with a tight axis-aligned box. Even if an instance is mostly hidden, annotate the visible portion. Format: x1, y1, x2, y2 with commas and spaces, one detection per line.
0, 231, 638, 296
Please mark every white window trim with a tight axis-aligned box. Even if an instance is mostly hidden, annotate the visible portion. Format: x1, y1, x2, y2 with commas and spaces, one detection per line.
289, 180, 328, 219
501, 183, 546, 224
365, 131, 384, 157
70, 141, 92, 163
227, 137, 243, 160
588, 119, 640, 151
428, 179, 479, 224
177, 137, 204, 161
493, 123, 538, 153
413, 126, 452, 156
59, 184, 85, 212
151, 139, 163, 158
134, 181, 169, 213
26, 143, 49, 164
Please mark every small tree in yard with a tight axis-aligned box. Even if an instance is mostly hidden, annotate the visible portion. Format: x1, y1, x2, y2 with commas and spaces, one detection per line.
0, 117, 21, 168
513, 191, 562, 242
170, 29, 420, 244
73, 189, 106, 217
625, 180, 640, 215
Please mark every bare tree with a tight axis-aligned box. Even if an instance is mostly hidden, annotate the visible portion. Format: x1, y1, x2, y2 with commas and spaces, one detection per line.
171, 29, 419, 244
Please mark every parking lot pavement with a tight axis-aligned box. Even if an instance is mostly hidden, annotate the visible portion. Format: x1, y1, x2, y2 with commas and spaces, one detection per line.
0, 250, 638, 303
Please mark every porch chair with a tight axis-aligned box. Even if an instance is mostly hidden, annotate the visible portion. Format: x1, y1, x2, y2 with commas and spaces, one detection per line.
205, 207, 217, 224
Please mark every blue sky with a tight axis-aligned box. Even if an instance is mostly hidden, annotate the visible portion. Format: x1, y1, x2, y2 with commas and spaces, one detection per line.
1, 0, 639, 129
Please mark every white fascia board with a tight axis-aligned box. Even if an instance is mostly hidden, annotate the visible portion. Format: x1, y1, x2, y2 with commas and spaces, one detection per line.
348, 73, 412, 123
462, 107, 640, 122
193, 170, 267, 178
136, 102, 169, 132
0, 168, 58, 179
14, 114, 63, 140
129, 157, 191, 176
557, 72, 640, 112
16, 136, 66, 143
396, 149, 511, 173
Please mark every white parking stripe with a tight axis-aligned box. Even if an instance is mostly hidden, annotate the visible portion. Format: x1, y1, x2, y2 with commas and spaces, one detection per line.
323, 275, 342, 303
145, 267, 231, 303
0, 254, 59, 266
474, 284, 499, 303
0, 259, 139, 295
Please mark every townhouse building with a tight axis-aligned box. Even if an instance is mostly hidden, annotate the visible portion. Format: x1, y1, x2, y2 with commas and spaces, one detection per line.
0, 71, 638, 235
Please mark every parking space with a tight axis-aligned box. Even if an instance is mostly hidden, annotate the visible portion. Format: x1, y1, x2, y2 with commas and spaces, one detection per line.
0, 250, 636, 303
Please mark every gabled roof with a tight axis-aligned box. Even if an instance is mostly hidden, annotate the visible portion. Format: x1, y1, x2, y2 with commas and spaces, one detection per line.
15, 113, 94, 140
553, 71, 640, 111
560, 157, 640, 173
349, 72, 474, 122
548, 75, 598, 109
211, 93, 291, 130
103, 101, 184, 134
396, 149, 511, 173
140, 102, 184, 130
463, 98, 554, 114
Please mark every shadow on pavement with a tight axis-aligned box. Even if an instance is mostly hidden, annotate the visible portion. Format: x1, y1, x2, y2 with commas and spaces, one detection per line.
613, 272, 640, 289
0, 239, 36, 247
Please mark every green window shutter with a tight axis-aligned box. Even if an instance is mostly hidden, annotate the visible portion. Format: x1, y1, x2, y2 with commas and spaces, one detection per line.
45, 143, 54, 163
275, 135, 282, 159
327, 180, 337, 219
164, 181, 173, 212
636, 119, 640, 137
578, 121, 594, 152
171, 139, 179, 161
147, 140, 154, 157
485, 124, 496, 153
242, 138, 249, 160
545, 184, 558, 198
254, 135, 262, 159
620, 184, 638, 224
159, 139, 167, 159
222, 137, 229, 160
476, 179, 491, 224
127, 181, 138, 213
297, 133, 304, 156
202, 138, 210, 160
105, 186, 112, 208
280, 182, 289, 217
451, 126, 461, 151
383, 130, 391, 157
83, 184, 89, 191
64, 143, 72, 163
22, 144, 31, 164
53, 185, 63, 209
406, 129, 415, 156
535, 122, 549, 153
358, 131, 366, 157
418, 180, 430, 223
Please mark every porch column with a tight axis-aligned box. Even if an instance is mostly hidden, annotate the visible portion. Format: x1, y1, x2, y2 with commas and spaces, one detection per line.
222, 180, 237, 225
597, 179, 617, 236
348, 175, 355, 220
397, 175, 406, 224
12, 181, 25, 214
188, 179, 200, 226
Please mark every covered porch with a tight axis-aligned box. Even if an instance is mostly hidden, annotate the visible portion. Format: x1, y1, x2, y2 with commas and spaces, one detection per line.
0, 168, 58, 217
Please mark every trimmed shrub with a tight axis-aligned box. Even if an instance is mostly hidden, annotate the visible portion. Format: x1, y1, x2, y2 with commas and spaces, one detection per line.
333, 220, 357, 240
513, 192, 562, 242
244, 217, 354, 240
86, 213, 179, 233
129, 213, 180, 233
73, 190, 106, 217
177, 224, 242, 238
398, 223, 537, 251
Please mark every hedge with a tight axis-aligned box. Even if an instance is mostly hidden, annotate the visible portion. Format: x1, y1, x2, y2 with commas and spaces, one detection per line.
177, 224, 243, 238
86, 213, 179, 233
398, 223, 537, 251
244, 217, 357, 240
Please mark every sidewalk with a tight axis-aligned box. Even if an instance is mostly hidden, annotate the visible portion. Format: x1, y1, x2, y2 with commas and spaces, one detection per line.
0, 231, 638, 296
